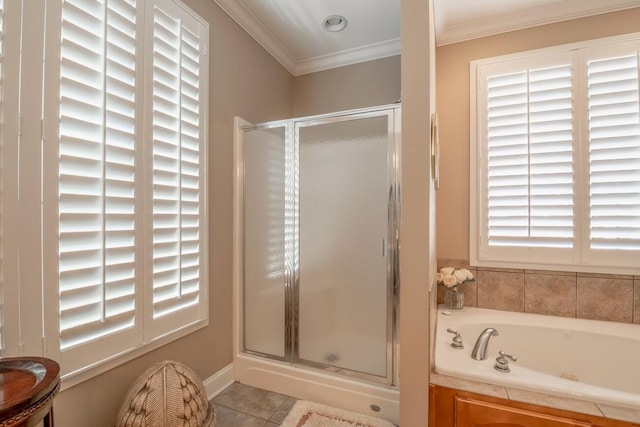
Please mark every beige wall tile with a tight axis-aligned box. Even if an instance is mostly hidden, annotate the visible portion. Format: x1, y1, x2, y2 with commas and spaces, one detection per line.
524, 274, 576, 317
524, 269, 576, 277
437, 286, 445, 305
458, 281, 477, 307
477, 270, 524, 312
437, 280, 477, 307
577, 277, 633, 323
437, 258, 472, 269
577, 272, 633, 280
634, 279, 640, 324
458, 266, 637, 323
477, 266, 524, 273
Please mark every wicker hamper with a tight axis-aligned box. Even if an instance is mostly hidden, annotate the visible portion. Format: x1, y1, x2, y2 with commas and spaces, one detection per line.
116, 360, 216, 427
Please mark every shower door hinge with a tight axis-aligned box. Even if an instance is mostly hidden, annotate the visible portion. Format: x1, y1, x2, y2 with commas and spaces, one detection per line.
382, 238, 387, 257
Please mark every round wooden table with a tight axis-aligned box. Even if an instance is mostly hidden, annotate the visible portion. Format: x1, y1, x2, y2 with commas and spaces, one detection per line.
0, 357, 60, 427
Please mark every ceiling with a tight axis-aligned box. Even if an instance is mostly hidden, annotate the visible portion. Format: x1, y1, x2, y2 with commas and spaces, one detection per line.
213, 0, 640, 76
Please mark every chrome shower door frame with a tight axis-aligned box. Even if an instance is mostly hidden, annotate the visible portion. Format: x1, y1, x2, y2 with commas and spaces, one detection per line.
237, 104, 401, 387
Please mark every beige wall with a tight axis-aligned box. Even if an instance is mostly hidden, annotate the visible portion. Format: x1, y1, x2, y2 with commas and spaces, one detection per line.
53, 1, 294, 425
293, 55, 401, 117
52, 3, 405, 425
399, 0, 434, 425
436, 8, 640, 261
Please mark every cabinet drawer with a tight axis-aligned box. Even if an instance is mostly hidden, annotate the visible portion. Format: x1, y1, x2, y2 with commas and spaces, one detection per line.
455, 396, 594, 427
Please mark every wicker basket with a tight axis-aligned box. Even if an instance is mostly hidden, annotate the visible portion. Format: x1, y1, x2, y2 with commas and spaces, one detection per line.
116, 360, 216, 427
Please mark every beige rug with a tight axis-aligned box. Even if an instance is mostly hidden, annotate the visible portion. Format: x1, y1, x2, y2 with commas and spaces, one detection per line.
280, 400, 395, 427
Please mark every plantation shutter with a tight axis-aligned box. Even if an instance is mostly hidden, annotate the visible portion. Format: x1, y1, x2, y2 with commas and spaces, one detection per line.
58, 0, 140, 371
585, 47, 640, 255
148, 0, 207, 337
479, 55, 576, 263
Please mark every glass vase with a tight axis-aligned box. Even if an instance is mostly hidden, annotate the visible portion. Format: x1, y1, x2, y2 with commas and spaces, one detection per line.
445, 288, 464, 310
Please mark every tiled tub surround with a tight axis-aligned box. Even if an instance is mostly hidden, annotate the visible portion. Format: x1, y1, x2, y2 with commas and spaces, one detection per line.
433, 306, 640, 424
436, 259, 640, 323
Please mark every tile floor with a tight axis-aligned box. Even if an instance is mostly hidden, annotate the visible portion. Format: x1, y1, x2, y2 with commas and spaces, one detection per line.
211, 382, 298, 426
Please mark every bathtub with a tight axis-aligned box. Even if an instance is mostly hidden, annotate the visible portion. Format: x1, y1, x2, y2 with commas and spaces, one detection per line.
435, 306, 640, 411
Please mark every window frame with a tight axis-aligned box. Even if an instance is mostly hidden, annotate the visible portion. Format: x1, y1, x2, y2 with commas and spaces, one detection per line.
3, 0, 214, 389
470, 32, 640, 275
0, 0, 23, 358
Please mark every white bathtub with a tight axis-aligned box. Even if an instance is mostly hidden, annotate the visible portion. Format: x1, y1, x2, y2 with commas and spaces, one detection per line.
435, 306, 640, 410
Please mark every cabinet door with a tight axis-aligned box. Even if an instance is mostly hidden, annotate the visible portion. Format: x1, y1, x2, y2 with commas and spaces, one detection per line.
455, 396, 595, 427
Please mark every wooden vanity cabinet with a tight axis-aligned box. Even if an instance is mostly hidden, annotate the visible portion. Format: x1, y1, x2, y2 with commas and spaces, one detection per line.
430, 385, 639, 427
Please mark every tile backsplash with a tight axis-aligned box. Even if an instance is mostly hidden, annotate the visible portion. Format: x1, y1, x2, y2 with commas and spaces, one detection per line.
436, 259, 640, 324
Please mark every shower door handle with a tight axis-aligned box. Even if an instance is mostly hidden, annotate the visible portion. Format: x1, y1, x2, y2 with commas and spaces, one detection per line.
382, 238, 387, 257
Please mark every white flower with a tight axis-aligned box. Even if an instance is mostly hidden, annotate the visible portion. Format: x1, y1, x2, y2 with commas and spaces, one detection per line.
459, 268, 474, 281
438, 266, 475, 288
453, 269, 468, 284
440, 267, 455, 276
442, 274, 458, 288
452, 268, 475, 283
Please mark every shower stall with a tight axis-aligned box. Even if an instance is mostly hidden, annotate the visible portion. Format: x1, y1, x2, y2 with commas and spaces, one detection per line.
232, 104, 401, 422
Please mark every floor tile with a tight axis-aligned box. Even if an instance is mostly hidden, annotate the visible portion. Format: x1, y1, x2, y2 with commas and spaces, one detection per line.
214, 405, 269, 427
213, 382, 289, 420
270, 396, 298, 424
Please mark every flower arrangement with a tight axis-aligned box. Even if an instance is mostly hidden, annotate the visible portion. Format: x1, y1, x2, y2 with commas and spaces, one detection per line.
436, 267, 474, 292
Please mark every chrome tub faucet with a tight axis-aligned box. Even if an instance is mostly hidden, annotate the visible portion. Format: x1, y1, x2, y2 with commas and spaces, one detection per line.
471, 327, 499, 360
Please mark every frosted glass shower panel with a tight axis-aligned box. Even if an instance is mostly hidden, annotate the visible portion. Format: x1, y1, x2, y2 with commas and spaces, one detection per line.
297, 116, 389, 377
243, 126, 286, 358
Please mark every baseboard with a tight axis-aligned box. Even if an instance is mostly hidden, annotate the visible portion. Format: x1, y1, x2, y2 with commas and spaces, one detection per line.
203, 363, 235, 399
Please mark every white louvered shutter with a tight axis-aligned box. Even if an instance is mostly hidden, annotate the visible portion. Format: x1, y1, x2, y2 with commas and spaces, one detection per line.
583, 43, 640, 265
58, 0, 140, 372
478, 54, 576, 264
147, 0, 208, 338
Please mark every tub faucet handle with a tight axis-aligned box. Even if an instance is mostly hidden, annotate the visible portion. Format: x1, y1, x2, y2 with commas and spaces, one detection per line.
446, 328, 464, 349
494, 351, 517, 373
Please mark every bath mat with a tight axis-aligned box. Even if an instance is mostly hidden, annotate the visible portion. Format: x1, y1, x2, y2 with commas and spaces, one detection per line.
280, 400, 395, 427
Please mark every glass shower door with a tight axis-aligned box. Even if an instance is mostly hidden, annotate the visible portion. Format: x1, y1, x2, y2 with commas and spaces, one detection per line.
296, 114, 392, 379
243, 125, 287, 358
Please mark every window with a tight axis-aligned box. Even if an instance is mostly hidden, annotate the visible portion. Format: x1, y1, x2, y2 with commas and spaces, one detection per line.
471, 34, 640, 274
0, 0, 209, 385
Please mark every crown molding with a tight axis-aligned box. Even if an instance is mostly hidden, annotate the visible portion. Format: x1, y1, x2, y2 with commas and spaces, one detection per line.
294, 38, 401, 76
436, 0, 640, 46
212, 0, 400, 76
213, 0, 297, 74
